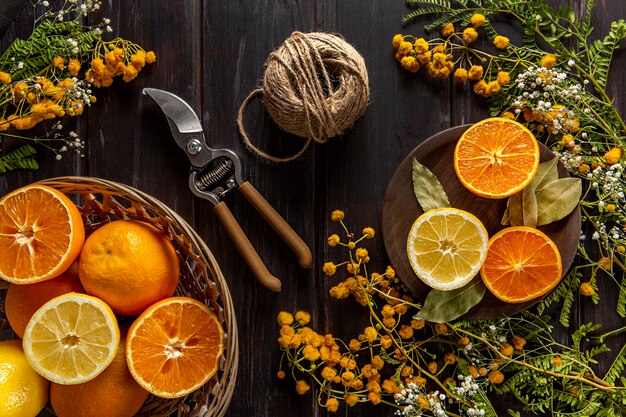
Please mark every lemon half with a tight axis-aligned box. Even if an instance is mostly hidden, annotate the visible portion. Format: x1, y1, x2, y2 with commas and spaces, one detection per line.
22, 292, 120, 385
407, 208, 489, 291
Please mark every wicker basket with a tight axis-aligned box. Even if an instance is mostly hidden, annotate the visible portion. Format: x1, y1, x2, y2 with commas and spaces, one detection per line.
0, 176, 238, 417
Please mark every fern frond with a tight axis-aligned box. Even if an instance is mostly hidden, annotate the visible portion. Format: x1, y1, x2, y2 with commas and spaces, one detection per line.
604, 343, 626, 385
405, 0, 451, 6
0, 145, 39, 173
559, 269, 582, 327
617, 275, 626, 318
580, 0, 596, 38
403, 6, 450, 25
588, 19, 626, 91
424, 8, 468, 32
572, 322, 602, 351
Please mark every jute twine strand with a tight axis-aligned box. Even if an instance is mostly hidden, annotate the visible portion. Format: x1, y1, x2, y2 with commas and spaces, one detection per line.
237, 31, 370, 163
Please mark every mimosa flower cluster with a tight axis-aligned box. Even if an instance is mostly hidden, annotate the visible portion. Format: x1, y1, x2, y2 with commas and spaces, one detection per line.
0, 0, 155, 168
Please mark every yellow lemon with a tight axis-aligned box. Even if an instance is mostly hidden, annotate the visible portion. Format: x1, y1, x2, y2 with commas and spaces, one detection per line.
0, 339, 50, 417
22, 292, 120, 385
407, 208, 489, 291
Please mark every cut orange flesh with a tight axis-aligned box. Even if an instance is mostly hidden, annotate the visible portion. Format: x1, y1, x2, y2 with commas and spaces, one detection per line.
480, 226, 562, 303
126, 297, 224, 399
454, 118, 540, 199
0, 184, 84, 284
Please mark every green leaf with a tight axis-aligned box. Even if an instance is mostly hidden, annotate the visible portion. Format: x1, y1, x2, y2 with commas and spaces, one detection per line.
501, 206, 510, 226
0, 145, 39, 173
507, 192, 523, 226
522, 186, 538, 227
618, 275, 626, 318
589, 19, 626, 90
536, 178, 582, 225
531, 157, 560, 191
572, 322, 602, 350
414, 276, 486, 323
506, 186, 537, 227
604, 344, 626, 384
412, 158, 450, 212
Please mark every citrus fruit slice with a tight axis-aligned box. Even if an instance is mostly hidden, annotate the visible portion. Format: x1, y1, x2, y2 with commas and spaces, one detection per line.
5, 264, 84, 338
0, 184, 85, 284
407, 208, 489, 291
22, 293, 120, 385
480, 226, 562, 303
79, 220, 180, 315
126, 297, 224, 399
454, 117, 540, 199
0, 339, 50, 417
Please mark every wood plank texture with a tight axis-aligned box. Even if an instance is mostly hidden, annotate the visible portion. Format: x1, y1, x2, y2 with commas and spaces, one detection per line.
0, 1, 625, 416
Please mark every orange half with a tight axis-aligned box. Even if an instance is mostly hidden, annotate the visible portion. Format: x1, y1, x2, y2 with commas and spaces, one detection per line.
126, 297, 224, 399
454, 118, 540, 199
0, 184, 85, 284
480, 226, 562, 303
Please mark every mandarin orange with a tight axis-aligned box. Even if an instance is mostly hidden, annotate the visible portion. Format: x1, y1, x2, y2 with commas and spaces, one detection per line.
78, 220, 179, 315
50, 327, 149, 417
5, 263, 84, 338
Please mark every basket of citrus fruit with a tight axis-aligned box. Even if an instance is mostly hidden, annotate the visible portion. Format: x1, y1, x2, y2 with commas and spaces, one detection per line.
0, 176, 238, 417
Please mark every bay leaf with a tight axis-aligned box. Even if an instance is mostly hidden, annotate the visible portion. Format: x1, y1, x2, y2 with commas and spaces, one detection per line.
414, 276, 486, 323
412, 158, 450, 212
536, 177, 582, 225
531, 157, 559, 191
501, 206, 510, 226
507, 192, 523, 226
522, 185, 538, 228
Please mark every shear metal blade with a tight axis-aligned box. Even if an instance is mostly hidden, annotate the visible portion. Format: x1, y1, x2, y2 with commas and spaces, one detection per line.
143, 88, 203, 135
143, 87, 215, 168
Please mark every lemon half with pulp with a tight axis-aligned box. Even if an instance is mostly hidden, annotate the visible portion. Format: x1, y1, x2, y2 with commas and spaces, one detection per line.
407, 208, 489, 291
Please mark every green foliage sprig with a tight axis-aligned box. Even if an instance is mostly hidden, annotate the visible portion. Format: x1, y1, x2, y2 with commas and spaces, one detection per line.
277, 212, 626, 416
0, 0, 155, 170
276, 1, 626, 416
395, 0, 626, 322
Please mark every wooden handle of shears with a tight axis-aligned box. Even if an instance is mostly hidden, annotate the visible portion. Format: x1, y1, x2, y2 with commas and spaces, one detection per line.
214, 201, 282, 292
239, 181, 313, 269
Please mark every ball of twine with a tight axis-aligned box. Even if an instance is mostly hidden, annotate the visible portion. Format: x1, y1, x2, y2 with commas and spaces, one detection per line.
237, 31, 370, 163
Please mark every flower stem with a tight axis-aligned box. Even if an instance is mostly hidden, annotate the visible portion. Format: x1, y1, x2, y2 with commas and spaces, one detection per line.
456, 328, 618, 392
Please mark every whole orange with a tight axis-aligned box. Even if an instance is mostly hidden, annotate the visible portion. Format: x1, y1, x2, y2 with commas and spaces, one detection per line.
50, 327, 150, 417
5, 264, 84, 338
78, 220, 179, 315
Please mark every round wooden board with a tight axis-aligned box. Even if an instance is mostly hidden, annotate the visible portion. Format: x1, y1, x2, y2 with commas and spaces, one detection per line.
381, 125, 581, 319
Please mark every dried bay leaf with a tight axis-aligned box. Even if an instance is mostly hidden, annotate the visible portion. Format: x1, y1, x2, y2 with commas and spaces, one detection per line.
414, 276, 486, 323
531, 157, 559, 191
501, 207, 510, 226
412, 158, 450, 211
522, 185, 538, 227
507, 192, 523, 226
504, 186, 537, 227
536, 177, 582, 225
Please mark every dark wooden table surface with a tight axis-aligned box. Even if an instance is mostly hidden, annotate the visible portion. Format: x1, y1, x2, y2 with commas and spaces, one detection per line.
2, 1, 625, 416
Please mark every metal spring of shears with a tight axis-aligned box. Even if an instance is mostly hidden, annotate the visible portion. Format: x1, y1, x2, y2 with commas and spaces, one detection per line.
195, 158, 234, 192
